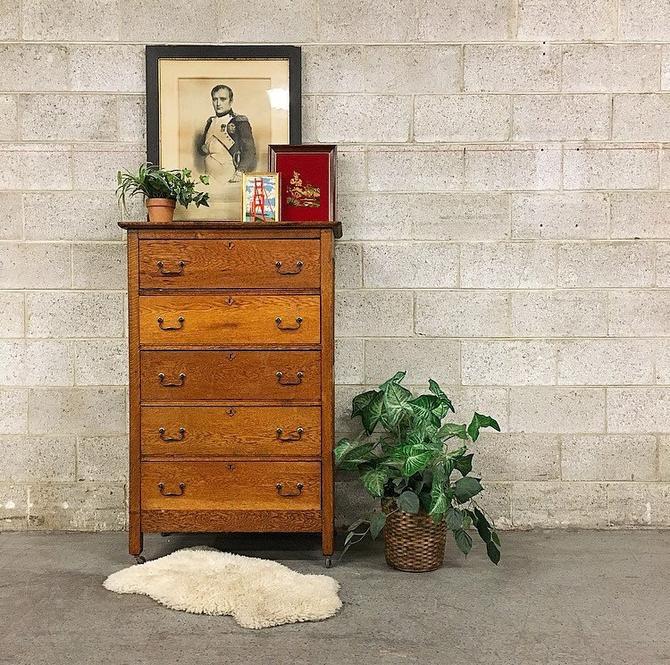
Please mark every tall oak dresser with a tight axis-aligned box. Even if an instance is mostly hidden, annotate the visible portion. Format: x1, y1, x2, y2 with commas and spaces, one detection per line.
119, 220, 341, 566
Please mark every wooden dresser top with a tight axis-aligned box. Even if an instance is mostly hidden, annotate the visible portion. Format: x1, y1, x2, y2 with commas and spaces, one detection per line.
118, 220, 342, 238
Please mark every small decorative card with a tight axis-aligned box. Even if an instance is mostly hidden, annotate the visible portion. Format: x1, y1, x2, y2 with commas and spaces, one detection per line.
268, 145, 336, 222
241, 172, 280, 223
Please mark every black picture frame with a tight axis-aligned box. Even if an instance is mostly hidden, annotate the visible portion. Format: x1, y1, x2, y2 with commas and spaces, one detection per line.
145, 45, 302, 167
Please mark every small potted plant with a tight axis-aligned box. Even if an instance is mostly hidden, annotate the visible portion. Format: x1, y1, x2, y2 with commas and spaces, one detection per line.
335, 372, 501, 571
116, 162, 210, 223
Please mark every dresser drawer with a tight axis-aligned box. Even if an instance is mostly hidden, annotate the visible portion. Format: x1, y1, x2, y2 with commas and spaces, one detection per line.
140, 350, 321, 402
141, 406, 322, 457
139, 294, 320, 346
141, 461, 321, 511
139, 239, 320, 290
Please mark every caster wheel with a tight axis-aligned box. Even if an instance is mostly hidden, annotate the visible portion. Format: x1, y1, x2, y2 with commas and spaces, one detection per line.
324, 556, 333, 569
135, 555, 146, 565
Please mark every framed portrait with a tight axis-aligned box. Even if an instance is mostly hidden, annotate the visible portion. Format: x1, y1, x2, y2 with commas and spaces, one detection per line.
242, 173, 280, 223
268, 145, 336, 222
146, 45, 301, 221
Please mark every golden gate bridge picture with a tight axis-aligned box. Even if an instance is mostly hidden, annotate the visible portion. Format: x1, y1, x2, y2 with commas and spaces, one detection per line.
242, 173, 280, 223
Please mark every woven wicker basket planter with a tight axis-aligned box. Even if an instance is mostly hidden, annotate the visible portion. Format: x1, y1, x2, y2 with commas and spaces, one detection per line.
382, 500, 447, 572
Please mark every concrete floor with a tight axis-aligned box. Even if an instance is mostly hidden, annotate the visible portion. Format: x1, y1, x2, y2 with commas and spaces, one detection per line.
0, 531, 668, 665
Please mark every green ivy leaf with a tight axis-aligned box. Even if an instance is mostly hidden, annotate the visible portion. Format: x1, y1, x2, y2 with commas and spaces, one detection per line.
399, 445, 434, 477
378, 371, 407, 391
466, 412, 501, 442
491, 531, 501, 547
361, 391, 385, 434
437, 422, 468, 440
397, 490, 420, 514
351, 390, 378, 418
408, 394, 444, 428
454, 453, 474, 477
453, 529, 473, 556
428, 379, 455, 413
334, 439, 376, 470
445, 506, 464, 530
382, 381, 413, 428
369, 512, 387, 540
453, 476, 483, 503
486, 541, 501, 565
360, 465, 391, 497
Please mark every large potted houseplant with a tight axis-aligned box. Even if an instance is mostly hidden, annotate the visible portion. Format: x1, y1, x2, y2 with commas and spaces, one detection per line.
335, 372, 501, 571
116, 162, 210, 223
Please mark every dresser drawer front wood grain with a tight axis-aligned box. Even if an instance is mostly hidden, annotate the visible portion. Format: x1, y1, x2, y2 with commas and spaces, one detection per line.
141, 406, 322, 457
139, 294, 320, 346
141, 461, 321, 511
140, 350, 321, 402
139, 239, 320, 289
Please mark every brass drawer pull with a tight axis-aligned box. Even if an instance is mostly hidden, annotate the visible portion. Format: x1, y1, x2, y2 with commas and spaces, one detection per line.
275, 260, 304, 275
157, 260, 185, 276
158, 372, 186, 387
158, 427, 186, 442
158, 482, 185, 497
157, 316, 185, 331
276, 482, 304, 497
275, 370, 304, 386
276, 427, 304, 442
275, 316, 303, 331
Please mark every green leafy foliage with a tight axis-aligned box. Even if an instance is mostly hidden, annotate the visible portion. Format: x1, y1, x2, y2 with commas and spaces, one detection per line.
116, 162, 210, 212
335, 374, 501, 565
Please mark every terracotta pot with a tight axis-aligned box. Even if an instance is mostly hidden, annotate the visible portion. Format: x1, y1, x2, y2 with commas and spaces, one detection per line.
145, 198, 176, 223
383, 499, 447, 572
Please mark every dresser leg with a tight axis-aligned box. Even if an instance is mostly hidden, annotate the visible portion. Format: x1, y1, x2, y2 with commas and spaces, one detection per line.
129, 524, 143, 557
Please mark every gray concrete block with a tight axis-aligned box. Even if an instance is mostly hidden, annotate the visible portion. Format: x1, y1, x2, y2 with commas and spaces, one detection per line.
0, 435, 75, 481
27, 482, 126, 530
0, 44, 68, 91
512, 481, 608, 527
118, 96, 145, 143
367, 147, 463, 193
0, 389, 28, 434
69, 45, 144, 93
609, 291, 670, 337
557, 339, 655, 386
74, 339, 128, 386
512, 193, 609, 240
334, 338, 364, 385
517, 0, 616, 39
613, 94, 670, 141
0, 292, 24, 338
509, 387, 606, 433
364, 338, 460, 386
24, 192, 123, 241
336, 148, 366, 194
22, 0, 120, 40
0, 484, 28, 531
417, 0, 514, 40
462, 340, 556, 386
335, 290, 413, 337
337, 194, 414, 241
606, 483, 670, 526
20, 94, 117, 142
415, 290, 510, 337
318, 0, 414, 42
72, 242, 127, 290
77, 436, 128, 482
465, 45, 561, 93
465, 146, 561, 191
557, 242, 654, 288
563, 44, 661, 93
0, 145, 71, 190
511, 291, 608, 337
460, 242, 556, 288
334, 243, 362, 289
0, 242, 71, 289
412, 194, 510, 241
415, 95, 511, 142
619, 0, 670, 40
0, 95, 18, 141
312, 95, 412, 143
473, 432, 560, 481
363, 242, 458, 289
0, 193, 22, 240
75, 143, 143, 190
660, 436, 670, 480
26, 292, 125, 339
28, 387, 126, 436
563, 146, 659, 190
512, 94, 610, 141
302, 46, 365, 94
0, 340, 74, 387
611, 193, 670, 238
608, 388, 670, 433
562, 435, 657, 481
0, 0, 19, 39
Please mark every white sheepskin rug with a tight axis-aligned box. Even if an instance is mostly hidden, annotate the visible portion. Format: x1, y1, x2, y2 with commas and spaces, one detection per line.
103, 547, 341, 629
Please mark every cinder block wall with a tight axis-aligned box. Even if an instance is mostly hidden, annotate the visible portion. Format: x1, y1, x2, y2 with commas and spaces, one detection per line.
1, 0, 669, 531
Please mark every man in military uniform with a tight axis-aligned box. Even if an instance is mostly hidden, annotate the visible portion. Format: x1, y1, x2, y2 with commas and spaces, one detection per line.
200, 84, 257, 183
